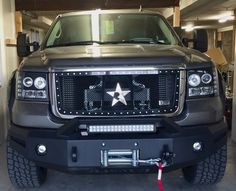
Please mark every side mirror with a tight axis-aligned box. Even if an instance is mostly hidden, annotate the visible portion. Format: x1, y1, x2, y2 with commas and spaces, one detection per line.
17, 33, 31, 57
17, 32, 40, 57
193, 29, 208, 53
181, 29, 208, 53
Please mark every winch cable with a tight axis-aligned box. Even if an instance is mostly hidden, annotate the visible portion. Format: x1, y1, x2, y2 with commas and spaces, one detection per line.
137, 159, 166, 191
156, 162, 164, 191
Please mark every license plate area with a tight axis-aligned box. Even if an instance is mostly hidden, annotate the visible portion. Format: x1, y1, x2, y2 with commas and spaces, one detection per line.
101, 149, 140, 167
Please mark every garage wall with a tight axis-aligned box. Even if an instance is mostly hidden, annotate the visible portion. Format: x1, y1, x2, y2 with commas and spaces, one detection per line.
23, 25, 46, 44
232, 28, 236, 143
208, 30, 216, 49
222, 30, 233, 64
0, 0, 17, 144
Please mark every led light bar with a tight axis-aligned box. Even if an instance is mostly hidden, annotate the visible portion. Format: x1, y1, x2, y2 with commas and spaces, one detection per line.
88, 124, 155, 133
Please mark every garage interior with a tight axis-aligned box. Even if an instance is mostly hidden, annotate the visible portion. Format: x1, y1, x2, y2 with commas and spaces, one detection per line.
0, 0, 236, 190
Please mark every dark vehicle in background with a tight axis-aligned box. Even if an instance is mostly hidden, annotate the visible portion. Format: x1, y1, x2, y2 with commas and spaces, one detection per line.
7, 10, 227, 188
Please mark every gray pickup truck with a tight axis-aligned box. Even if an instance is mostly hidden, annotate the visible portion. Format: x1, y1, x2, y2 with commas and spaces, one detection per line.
7, 10, 227, 188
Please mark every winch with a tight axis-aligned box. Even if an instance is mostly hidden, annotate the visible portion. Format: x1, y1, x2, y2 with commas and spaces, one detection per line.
101, 149, 175, 167
101, 149, 175, 191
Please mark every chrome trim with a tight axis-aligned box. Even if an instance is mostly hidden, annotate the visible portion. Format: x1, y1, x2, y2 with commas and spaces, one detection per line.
49, 72, 57, 117
50, 65, 185, 73
50, 68, 186, 119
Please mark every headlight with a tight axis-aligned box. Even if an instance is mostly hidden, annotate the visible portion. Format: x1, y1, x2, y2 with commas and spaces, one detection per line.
187, 68, 217, 98
201, 73, 212, 84
16, 72, 48, 100
23, 77, 33, 87
188, 74, 201, 87
189, 86, 214, 97
34, 77, 47, 89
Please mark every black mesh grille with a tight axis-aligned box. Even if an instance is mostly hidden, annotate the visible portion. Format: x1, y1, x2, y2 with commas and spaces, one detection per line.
58, 76, 99, 111
54, 70, 181, 117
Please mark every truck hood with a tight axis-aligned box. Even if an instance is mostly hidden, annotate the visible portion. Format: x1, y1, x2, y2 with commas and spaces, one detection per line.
20, 44, 213, 71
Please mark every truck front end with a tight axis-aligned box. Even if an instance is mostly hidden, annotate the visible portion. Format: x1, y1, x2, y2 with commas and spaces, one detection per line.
7, 10, 227, 188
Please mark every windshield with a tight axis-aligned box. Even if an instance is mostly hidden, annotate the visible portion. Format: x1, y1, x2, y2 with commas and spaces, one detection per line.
45, 13, 178, 48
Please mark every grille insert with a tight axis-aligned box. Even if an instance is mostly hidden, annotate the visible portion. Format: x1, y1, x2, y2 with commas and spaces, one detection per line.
53, 69, 184, 118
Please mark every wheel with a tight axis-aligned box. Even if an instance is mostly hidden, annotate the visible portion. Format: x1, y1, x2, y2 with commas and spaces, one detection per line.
7, 139, 47, 188
182, 145, 227, 185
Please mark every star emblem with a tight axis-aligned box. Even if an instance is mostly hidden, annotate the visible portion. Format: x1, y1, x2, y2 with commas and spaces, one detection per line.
106, 83, 131, 106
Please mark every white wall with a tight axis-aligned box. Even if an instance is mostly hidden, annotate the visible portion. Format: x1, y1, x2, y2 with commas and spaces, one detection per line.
232, 82, 236, 142
0, 0, 18, 144
23, 24, 46, 44
232, 28, 236, 143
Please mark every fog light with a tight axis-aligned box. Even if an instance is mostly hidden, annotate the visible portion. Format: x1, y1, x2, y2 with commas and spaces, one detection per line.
37, 145, 47, 155
193, 142, 202, 151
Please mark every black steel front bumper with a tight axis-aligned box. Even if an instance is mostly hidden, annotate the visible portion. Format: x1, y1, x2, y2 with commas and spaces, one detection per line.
8, 118, 227, 172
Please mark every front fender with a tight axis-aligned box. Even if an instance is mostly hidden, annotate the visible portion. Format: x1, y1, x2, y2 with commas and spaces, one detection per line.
8, 70, 17, 119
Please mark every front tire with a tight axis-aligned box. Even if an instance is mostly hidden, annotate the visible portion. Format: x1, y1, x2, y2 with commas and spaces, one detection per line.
7, 139, 47, 188
182, 145, 227, 185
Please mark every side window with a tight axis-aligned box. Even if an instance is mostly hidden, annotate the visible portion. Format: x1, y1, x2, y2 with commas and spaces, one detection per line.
46, 21, 62, 47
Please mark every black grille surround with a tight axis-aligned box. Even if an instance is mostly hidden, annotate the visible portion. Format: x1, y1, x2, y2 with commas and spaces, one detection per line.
51, 69, 185, 118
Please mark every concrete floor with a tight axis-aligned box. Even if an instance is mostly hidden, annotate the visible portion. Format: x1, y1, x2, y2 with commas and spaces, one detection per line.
0, 139, 235, 191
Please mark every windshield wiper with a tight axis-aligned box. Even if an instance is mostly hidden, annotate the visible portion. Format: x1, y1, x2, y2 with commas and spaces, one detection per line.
46, 39, 168, 48
113, 39, 168, 45
46, 41, 106, 48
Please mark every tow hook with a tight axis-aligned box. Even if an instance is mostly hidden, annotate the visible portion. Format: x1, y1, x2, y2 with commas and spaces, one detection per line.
137, 151, 175, 167
161, 151, 175, 166
137, 152, 175, 191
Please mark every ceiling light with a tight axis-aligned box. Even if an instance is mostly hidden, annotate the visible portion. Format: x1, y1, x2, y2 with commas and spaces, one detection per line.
218, 14, 235, 23
181, 24, 194, 32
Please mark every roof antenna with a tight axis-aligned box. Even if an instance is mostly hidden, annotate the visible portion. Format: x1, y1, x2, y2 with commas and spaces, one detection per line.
139, 5, 143, 12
